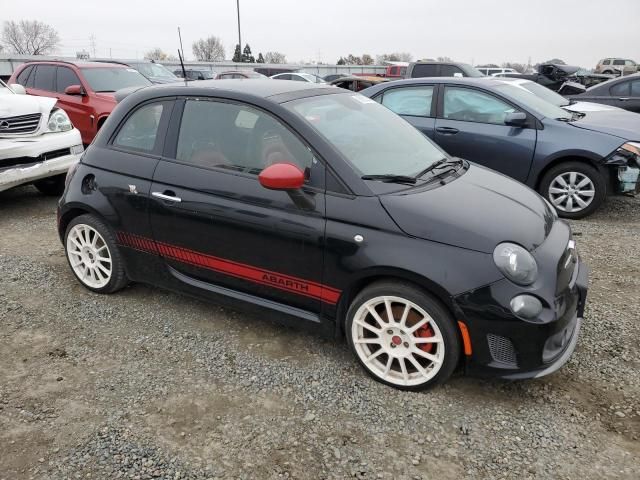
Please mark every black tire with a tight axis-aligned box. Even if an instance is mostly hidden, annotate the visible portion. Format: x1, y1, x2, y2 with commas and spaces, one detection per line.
345, 281, 460, 391
34, 174, 66, 196
539, 161, 606, 219
64, 214, 129, 294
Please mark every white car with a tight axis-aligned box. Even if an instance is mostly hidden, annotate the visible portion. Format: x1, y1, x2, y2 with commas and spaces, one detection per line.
270, 72, 327, 84
0, 80, 83, 194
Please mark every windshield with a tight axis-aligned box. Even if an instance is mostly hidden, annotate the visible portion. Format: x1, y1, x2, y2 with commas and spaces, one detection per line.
284, 94, 447, 177
513, 80, 570, 107
133, 63, 177, 80
81, 67, 151, 92
493, 83, 571, 120
299, 73, 326, 83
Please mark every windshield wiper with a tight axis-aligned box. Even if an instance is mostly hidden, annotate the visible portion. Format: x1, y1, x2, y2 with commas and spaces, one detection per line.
361, 174, 417, 185
415, 157, 465, 179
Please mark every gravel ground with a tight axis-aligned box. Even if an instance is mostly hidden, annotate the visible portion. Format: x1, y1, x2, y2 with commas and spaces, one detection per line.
0, 185, 638, 480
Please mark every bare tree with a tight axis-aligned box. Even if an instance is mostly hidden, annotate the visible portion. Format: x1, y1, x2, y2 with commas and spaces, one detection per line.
436, 56, 453, 62
376, 52, 413, 63
264, 51, 287, 64
1, 20, 60, 55
192, 36, 225, 62
144, 48, 172, 61
361, 54, 374, 65
502, 62, 527, 73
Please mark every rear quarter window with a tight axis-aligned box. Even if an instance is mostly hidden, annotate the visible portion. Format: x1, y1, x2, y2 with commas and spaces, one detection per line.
16, 65, 34, 85
410, 64, 438, 78
113, 102, 167, 153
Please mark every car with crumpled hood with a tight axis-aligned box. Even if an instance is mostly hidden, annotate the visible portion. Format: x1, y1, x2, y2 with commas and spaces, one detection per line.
0, 80, 83, 195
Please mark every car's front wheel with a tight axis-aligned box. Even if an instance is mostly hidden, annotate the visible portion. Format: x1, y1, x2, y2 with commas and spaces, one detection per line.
346, 281, 460, 390
64, 214, 128, 294
539, 161, 606, 219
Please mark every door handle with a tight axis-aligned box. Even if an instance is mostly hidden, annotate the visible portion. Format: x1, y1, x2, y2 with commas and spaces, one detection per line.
152, 191, 182, 203
436, 127, 459, 135
619, 97, 630, 101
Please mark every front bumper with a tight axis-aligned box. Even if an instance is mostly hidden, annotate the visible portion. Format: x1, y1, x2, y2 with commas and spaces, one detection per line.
0, 129, 83, 192
455, 256, 589, 381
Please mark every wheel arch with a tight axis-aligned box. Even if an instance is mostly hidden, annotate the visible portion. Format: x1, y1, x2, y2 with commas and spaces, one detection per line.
533, 154, 608, 191
58, 204, 106, 242
334, 268, 458, 340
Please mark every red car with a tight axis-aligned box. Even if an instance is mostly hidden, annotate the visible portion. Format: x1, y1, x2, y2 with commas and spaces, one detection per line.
9, 61, 151, 145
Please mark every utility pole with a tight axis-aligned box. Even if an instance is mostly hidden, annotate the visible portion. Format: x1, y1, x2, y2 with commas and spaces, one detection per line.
236, 0, 242, 53
89, 34, 97, 57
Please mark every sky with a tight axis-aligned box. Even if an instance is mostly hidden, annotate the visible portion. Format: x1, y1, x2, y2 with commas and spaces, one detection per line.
1, 0, 639, 67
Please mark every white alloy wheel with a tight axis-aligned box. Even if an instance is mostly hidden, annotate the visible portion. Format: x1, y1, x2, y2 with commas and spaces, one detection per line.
66, 224, 112, 289
548, 171, 595, 213
351, 295, 446, 387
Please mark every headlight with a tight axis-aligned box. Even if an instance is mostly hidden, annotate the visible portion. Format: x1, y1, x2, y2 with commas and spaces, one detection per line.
493, 242, 538, 286
47, 108, 73, 132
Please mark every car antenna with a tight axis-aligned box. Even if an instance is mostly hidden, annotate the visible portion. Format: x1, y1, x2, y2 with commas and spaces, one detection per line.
177, 26, 187, 80
178, 49, 187, 81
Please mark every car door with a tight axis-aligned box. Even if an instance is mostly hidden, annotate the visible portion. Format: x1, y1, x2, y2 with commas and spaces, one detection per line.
54, 66, 93, 140
627, 80, 640, 113
375, 85, 437, 140
148, 97, 328, 316
434, 85, 536, 182
27, 64, 56, 99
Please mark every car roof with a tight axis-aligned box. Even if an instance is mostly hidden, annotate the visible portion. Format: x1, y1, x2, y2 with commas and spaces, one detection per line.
128, 78, 337, 101
22, 60, 127, 69
375, 77, 510, 87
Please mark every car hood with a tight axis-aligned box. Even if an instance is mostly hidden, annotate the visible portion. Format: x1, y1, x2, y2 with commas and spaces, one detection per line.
568, 109, 640, 141
563, 101, 621, 113
380, 164, 555, 254
148, 76, 180, 84
0, 94, 56, 138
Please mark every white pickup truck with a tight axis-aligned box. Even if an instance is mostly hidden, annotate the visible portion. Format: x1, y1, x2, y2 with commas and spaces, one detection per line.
0, 79, 83, 195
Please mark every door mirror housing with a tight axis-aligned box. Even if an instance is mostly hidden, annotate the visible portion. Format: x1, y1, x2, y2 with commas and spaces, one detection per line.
9, 83, 26, 95
259, 163, 305, 190
504, 111, 528, 127
453, 72, 464, 78
64, 84, 84, 96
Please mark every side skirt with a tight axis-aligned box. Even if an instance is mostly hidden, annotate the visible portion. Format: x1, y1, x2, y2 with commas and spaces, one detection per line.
169, 266, 321, 324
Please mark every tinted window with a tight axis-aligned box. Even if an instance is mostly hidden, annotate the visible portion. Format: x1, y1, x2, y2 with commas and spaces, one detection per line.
114, 103, 164, 152
274, 74, 291, 80
441, 65, 464, 77
56, 67, 81, 93
16, 65, 33, 85
610, 81, 630, 96
613, 59, 625, 66
176, 99, 314, 174
81, 67, 151, 92
444, 87, 516, 124
33, 65, 55, 91
380, 86, 434, 117
217, 74, 232, 79
602, 59, 610, 65
411, 64, 438, 77
631, 81, 640, 96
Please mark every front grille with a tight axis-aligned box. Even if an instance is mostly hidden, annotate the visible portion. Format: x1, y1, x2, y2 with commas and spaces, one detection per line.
487, 334, 518, 366
0, 113, 42, 134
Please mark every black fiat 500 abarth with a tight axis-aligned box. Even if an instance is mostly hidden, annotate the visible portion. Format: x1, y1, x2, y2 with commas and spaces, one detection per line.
58, 80, 588, 390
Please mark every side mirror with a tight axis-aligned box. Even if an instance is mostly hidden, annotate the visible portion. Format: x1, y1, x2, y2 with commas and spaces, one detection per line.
453, 72, 464, 78
259, 163, 305, 190
64, 85, 84, 96
504, 111, 528, 127
9, 83, 26, 95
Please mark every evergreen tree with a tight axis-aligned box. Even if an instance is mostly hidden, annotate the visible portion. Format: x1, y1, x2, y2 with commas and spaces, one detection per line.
242, 44, 252, 63
257, 52, 265, 63
232, 44, 242, 62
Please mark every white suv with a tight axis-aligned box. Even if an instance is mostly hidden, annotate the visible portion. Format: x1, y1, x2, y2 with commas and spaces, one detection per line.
475, 67, 519, 76
0, 80, 83, 194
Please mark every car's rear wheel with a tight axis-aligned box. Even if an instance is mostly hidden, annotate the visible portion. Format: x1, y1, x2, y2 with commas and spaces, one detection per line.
345, 281, 460, 390
64, 214, 128, 294
539, 161, 606, 219
34, 174, 65, 196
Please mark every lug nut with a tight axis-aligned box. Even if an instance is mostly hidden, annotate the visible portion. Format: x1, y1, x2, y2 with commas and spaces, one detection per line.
387, 329, 393, 334
390, 343, 396, 348
403, 342, 409, 348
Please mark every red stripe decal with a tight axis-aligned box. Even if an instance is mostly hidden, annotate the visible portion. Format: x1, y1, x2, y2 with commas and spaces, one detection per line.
117, 232, 341, 305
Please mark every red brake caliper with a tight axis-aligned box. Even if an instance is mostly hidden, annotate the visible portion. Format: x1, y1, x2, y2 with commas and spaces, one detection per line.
415, 325, 435, 353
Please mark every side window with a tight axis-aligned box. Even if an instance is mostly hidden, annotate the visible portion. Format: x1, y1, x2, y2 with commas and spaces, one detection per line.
411, 64, 438, 77
441, 65, 463, 77
630, 81, 640, 96
175, 99, 315, 175
443, 87, 516, 125
610, 82, 630, 96
613, 59, 625, 66
602, 59, 611, 66
56, 67, 82, 93
625, 60, 635, 66
33, 65, 55, 91
380, 86, 434, 117
16, 65, 33, 85
278, 74, 292, 80
113, 102, 165, 153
